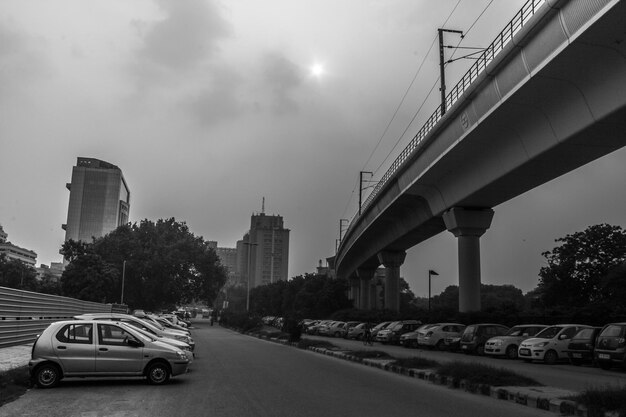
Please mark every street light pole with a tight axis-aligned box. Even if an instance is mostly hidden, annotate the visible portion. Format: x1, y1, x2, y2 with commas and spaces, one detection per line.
428, 269, 439, 314
121, 260, 126, 304
438, 28, 464, 116
244, 240, 258, 312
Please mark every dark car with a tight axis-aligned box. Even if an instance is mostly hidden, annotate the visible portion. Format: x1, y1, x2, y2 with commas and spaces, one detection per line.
594, 323, 626, 370
460, 323, 509, 355
565, 327, 601, 366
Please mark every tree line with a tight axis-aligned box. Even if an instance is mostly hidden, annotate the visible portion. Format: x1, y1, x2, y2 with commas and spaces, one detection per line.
0, 218, 228, 312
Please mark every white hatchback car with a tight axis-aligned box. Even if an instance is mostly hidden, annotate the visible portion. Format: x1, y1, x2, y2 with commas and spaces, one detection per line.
518, 324, 592, 364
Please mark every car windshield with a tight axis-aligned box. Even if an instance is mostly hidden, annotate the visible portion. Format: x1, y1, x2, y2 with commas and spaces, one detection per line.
535, 326, 563, 339
600, 325, 625, 338
505, 326, 525, 336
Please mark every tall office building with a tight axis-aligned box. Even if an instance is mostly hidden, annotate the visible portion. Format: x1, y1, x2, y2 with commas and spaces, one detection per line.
238, 212, 290, 289
62, 157, 130, 243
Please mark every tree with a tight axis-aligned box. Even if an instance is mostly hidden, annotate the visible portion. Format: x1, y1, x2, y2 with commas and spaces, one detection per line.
60, 218, 228, 310
537, 224, 626, 307
0, 254, 39, 291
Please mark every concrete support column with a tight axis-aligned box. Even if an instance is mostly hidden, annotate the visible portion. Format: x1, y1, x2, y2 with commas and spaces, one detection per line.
377, 251, 406, 312
443, 207, 494, 313
349, 278, 361, 309
356, 268, 376, 310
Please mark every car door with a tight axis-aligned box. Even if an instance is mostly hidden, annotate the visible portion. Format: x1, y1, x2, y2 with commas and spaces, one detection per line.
555, 326, 581, 357
52, 323, 96, 375
95, 323, 144, 374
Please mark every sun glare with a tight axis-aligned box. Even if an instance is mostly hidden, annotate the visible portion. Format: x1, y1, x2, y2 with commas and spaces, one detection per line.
310, 63, 325, 78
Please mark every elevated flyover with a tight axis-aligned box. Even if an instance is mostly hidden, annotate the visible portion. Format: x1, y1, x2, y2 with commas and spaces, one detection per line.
336, 0, 626, 312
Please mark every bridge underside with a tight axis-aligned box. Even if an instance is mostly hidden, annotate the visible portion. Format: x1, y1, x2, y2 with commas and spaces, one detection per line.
336, 0, 626, 311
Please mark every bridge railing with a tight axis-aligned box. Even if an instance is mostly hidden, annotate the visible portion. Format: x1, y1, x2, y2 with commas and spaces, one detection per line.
0, 286, 128, 348
347, 0, 547, 234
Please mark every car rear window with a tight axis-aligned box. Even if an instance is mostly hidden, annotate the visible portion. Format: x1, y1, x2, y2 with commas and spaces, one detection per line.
56, 323, 93, 344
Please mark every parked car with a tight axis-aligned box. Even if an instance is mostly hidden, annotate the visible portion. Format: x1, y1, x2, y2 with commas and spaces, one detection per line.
399, 324, 436, 348
29, 320, 189, 388
325, 321, 349, 337
306, 320, 331, 335
565, 327, 601, 366
375, 320, 421, 345
418, 323, 466, 350
460, 323, 509, 355
74, 313, 194, 350
342, 322, 361, 338
484, 324, 547, 359
594, 322, 626, 370
131, 325, 194, 362
346, 323, 367, 340
518, 324, 592, 364
370, 321, 391, 338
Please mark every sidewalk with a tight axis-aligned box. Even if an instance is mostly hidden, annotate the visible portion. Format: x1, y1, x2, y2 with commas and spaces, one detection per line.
0, 344, 32, 373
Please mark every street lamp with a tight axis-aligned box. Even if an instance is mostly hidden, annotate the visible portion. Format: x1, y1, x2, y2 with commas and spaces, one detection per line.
428, 269, 439, 314
243, 240, 258, 312
121, 260, 126, 304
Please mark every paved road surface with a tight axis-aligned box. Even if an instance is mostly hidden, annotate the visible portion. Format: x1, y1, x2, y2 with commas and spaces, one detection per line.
0, 323, 554, 417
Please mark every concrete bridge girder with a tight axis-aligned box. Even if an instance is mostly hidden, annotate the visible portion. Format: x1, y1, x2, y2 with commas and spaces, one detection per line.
336, 0, 626, 312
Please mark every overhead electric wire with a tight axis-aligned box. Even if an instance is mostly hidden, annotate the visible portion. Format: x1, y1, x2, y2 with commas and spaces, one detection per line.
342, 0, 464, 218
371, 0, 496, 178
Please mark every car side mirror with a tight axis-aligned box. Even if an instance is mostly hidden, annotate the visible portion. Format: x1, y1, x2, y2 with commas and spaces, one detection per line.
558, 334, 567, 340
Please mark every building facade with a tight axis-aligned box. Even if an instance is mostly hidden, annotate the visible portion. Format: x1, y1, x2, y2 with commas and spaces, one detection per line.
0, 225, 38, 266
62, 157, 130, 243
238, 213, 290, 289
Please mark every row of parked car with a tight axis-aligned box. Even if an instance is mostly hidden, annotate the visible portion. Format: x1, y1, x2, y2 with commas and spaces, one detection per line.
29, 311, 196, 388
302, 319, 626, 370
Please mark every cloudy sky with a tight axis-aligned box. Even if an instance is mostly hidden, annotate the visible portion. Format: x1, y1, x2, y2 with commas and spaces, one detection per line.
1, 0, 625, 298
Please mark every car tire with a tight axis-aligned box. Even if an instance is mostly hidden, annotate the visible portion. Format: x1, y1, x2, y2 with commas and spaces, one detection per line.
505, 345, 518, 360
544, 350, 558, 365
435, 340, 445, 351
334, 332, 341, 337
146, 362, 171, 385
34, 363, 62, 388
356, 334, 362, 340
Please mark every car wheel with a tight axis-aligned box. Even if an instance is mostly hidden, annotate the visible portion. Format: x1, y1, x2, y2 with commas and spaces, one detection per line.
435, 340, 445, 351
544, 350, 558, 365
34, 363, 61, 388
505, 345, 518, 360
146, 362, 171, 385
356, 334, 362, 341
334, 332, 341, 337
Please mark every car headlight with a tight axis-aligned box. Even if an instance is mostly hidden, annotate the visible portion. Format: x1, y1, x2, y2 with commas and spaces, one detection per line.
492, 339, 503, 347
175, 350, 187, 360
535, 341, 549, 348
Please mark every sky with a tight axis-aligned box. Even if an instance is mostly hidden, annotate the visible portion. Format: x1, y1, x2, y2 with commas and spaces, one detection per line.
1, 0, 625, 299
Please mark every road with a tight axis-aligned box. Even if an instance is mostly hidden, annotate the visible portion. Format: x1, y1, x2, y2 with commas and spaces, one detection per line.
307, 335, 626, 392
0, 322, 554, 417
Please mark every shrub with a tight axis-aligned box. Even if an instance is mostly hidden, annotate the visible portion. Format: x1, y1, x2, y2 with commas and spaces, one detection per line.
0, 366, 30, 406
345, 350, 392, 359
569, 386, 626, 417
392, 356, 439, 369
297, 338, 337, 349
436, 361, 542, 387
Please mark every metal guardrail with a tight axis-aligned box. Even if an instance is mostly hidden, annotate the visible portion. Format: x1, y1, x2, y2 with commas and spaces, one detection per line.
348, 0, 547, 233
0, 286, 128, 348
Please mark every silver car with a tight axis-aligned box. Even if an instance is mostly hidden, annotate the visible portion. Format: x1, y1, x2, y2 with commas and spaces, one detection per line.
29, 320, 189, 388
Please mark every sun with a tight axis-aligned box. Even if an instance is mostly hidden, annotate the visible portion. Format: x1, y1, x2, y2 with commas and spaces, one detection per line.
310, 63, 325, 78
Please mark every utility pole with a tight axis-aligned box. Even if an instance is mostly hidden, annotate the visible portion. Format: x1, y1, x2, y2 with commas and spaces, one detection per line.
438, 28, 463, 116
121, 260, 126, 304
244, 240, 258, 312
359, 171, 373, 216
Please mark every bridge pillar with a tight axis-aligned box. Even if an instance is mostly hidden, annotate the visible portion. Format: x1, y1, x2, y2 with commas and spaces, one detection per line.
443, 207, 494, 313
356, 268, 376, 310
377, 251, 406, 312
349, 277, 361, 308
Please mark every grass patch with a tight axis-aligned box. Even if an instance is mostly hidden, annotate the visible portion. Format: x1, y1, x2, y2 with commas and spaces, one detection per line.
297, 338, 337, 349
568, 386, 626, 417
0, 366, 30, 406
436, 361, 542, 387
344, 350, 392, 359
392, 356, 440, 369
